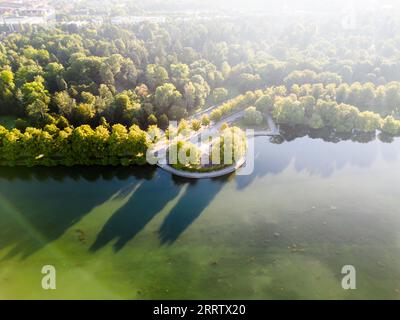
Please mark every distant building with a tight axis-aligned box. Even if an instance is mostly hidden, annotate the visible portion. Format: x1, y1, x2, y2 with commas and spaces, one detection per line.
0, 0, 54, 28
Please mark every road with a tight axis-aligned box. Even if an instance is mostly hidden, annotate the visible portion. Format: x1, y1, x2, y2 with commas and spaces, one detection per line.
150, 105, 279, 171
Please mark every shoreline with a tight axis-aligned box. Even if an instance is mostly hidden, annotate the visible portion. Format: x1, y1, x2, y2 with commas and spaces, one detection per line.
157, 157, 246, 179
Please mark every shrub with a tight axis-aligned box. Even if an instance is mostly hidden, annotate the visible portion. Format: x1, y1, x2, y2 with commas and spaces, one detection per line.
243, 106, 263, 126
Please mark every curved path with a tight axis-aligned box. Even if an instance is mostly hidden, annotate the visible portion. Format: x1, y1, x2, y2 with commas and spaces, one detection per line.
158, 157, 246, 179
155, 109, 280, 179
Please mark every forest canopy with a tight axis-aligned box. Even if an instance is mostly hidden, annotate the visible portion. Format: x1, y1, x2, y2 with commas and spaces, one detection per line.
1, 1, 400, 166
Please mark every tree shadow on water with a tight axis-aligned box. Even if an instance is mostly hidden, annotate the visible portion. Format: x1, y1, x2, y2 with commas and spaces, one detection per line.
158, 175, 230, 245
0, 166, 156, 260
90, 171, 184, 252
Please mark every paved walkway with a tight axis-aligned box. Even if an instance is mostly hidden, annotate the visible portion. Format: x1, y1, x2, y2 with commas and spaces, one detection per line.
155, 110, 280, 179
158, 157, 246, 179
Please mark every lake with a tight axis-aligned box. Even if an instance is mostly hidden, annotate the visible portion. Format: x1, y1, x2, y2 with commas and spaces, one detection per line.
0, 136, 400, 299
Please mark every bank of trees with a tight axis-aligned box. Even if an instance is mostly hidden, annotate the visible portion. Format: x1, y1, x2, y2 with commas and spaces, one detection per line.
287, 82, 400, 117
1, 12, 400, 132
0, 123, 151, 166
262, 85, 400, 135
1, 10, 400, 168
204, 83, 400, 136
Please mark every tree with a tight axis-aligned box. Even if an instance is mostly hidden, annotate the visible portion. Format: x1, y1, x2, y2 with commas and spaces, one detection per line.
158, 114, 169, 129
314, 100, 338, 127
180, 47, 198, 64
115, 58, 138, 88
219, 122, 229, 131
110, 93, 140, 125
211, 126, 246, 165
210, 109, 223, 122
191, 75, 210, 109
385, 83, 400, 114
53, 91, 76, 117
45, 62, 65, 92
154, 83, 182, 113
243, 106, 263, 126
15, 64, 44, 86
26, 100, 49, 125
72, 103, 96, 125
66, 55, 104, 86
0, 69, 16, 114
169, 140, 201, 168
183, 82, 196, 110
309, 113, 324, 129
255, 94, 274, 113
23, 46, 50, 65
221, 61, 231, 78
56, 116, 70, 129
284, 70, 317, 87
201, 114, 211, 126
178, 119, 190, 135
170, 63, 190, 89
336, 84, 350, 103
237, 73, 261, 91
299, 95, 316, 117
145, 64, 169, 90
329, 104, 358, 133
191, 119, 202, 131
20, 76, 50, 109
147, 114, 158, 126
147, 125, 162, 143
212, 88, 228, 103
316, 72, 342, 86
168, 105, 187, 120
355, 111, 382, 133
272, 97, 305, 126
382, 116, 400, 135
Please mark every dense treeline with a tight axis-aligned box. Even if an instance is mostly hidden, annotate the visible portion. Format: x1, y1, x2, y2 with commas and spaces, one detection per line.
266, 83, 400, 134
1, 6, 400, 168
0, 123, 150, 166
287, 82, 400, 116
205, 81, 400, 135
1, 9, 400, 131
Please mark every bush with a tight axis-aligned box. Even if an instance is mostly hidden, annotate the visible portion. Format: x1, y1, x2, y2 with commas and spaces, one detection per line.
255, 94, 274, 113
56, 116, 70, 129
201, 114, 210, 126
15, 118, 29, 131
158, 114, 169, 129
212, 87, 228, 103
210, 109, 222, 122
382, 116, 400, 135
191, 119, 202, 131
243, 106, 263, 126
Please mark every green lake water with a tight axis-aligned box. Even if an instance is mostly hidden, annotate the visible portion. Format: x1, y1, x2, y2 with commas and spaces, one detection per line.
0, 136, 400, 299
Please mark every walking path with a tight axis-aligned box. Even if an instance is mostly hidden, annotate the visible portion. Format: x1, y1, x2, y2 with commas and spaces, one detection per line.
155, 108, 280, 179
158, 157, 246, 179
